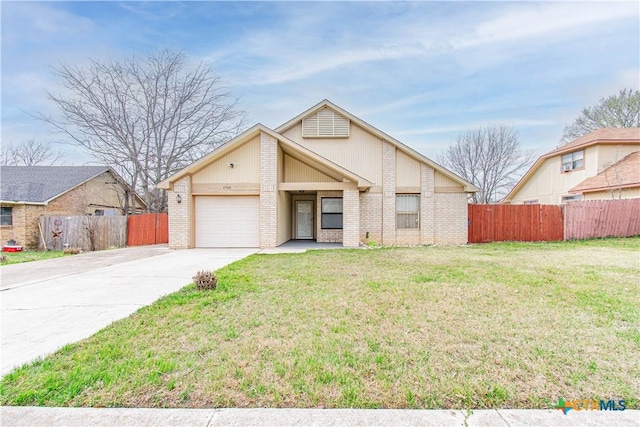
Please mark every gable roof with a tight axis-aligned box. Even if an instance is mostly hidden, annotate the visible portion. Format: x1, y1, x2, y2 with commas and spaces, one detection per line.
547, 128, 640, 157
276, 99, 479, 192
503, 128, 640, 202
569, 151, 640, 194
157, 124, 373, 190
0, 166, 144, 206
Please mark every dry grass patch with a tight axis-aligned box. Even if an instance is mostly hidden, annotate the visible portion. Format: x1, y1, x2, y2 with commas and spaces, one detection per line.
1, 237, 638, 409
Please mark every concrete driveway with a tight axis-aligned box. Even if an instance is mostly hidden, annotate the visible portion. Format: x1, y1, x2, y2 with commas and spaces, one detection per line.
0, 245, 256, 376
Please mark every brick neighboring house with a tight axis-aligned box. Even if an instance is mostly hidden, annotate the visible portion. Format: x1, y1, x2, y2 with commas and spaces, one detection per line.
0, 166, 146, 248
158, 100, 479, 249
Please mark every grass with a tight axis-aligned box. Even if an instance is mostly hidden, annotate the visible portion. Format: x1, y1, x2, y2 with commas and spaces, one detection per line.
1, 237, 639, 409
0, 249, 70, 265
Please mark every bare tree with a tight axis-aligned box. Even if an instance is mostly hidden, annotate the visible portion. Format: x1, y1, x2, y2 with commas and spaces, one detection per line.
439, 125, 534, 204
39, 50, 246, 212
561, 88, 640, 144
1, 138, 64, 166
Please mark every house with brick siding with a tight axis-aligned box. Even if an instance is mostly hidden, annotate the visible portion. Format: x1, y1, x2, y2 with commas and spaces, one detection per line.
0, 166, 145, 248
157, 100, 479, 249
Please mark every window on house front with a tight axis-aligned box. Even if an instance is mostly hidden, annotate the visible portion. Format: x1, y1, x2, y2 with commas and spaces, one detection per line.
0, 207, 13, 226
396, 194, 419, 229
561, 150, 584, 172
321, 197, 343, 229
302, 107, 350, 137
523, 200, 539, 205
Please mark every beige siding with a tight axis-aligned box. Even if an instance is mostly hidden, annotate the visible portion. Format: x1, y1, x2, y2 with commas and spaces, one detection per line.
276, 191, 292, 245
396, 149, 421, 187
596, 144, 640, 171
284, 154, 337, 183
511, 147, 598, 204
584, 187, 640, 201
434, 171, 464, 192
85, 173, 144, 214
192, 136, 260, 184
282, 122, 383, 185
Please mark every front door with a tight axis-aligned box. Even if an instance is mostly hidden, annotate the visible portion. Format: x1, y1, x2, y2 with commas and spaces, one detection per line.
295, 200, 314, 239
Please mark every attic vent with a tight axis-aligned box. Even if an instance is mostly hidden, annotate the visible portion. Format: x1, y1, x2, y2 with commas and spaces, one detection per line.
302, 107, 350, 137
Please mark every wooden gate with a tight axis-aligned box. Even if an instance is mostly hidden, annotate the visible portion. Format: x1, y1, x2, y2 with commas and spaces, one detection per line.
468, 204, 564, 243
127, 213, 168, 246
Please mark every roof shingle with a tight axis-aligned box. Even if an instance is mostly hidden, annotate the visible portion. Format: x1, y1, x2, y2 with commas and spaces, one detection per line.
570, 151, 640, 193
0, 166, 109, 203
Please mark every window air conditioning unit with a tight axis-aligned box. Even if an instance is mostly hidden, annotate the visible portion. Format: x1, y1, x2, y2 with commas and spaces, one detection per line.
563, 165, 572, 172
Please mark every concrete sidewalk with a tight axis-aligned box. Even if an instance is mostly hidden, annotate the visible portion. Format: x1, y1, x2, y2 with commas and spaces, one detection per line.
1, 407, 638, 426
1, 246, 256, 375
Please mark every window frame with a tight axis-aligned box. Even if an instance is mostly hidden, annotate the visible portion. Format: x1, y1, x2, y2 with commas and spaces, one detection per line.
321, 197, 343, 229
0, 206, 13, 226
561, 194, 583, 203
561, 150, 584, 172
396, 194, 420, 229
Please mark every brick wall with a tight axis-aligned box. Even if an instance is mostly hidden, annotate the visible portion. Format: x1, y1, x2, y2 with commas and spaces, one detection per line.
434, 192, 468, 244
420, 164, 436, 244
317, 190, 343, 243
382, 141, 396, 245
168, 176, 192, 249
342, 188, 360, 247
259, 132, 278, 248
1, 186, 91, 249
360, 190, 382, 243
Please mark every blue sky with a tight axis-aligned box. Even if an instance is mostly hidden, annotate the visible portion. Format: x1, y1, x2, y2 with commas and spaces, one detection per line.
2, 1, 639, 164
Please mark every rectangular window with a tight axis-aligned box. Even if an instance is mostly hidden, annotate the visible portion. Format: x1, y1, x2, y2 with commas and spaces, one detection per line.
396, 194, 419, 229
561, 194, 582, 203
561, 150, 584, 171
321, 197, 343, 229
0, 207, 13, 226
523, 200, 539, 205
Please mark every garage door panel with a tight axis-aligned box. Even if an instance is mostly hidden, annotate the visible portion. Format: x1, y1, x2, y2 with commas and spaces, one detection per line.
195, 196, 259, 247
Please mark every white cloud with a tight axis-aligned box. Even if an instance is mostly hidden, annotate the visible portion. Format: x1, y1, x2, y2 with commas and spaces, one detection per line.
393, 119, 555, 137
454, 2, 637, 49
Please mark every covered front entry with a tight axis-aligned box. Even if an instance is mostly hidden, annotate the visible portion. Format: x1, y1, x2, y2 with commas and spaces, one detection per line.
294, 200, 314, 239
194, 196, 259, 247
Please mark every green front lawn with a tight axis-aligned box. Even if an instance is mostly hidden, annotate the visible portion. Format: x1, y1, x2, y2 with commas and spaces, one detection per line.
0, 249, 69, 265
1, 237, 639, 409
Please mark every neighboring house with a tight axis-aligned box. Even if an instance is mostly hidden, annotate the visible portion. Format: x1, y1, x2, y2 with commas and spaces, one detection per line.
0, 166, 146, 248
504, 128, 640, 205
157, 100, 479, 249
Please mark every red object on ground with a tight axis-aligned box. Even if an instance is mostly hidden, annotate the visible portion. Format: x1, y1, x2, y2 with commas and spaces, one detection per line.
2, 246, 23, 252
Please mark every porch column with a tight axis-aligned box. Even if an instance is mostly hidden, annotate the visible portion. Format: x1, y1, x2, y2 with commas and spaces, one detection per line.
168, 175, 192, 249
260, 132, 278, 248
382, 141, 396, 245
343, 188, 360, 247
420, 163, 435, 244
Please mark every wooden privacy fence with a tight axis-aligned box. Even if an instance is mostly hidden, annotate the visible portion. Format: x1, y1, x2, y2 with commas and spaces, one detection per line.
40, 215, 127, 251
564, 198, 640, 240
127, 213, 168, 246
468, 204, 564, 243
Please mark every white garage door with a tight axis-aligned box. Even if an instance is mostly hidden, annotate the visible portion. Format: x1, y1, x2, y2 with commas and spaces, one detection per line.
195, 196, 259, 247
